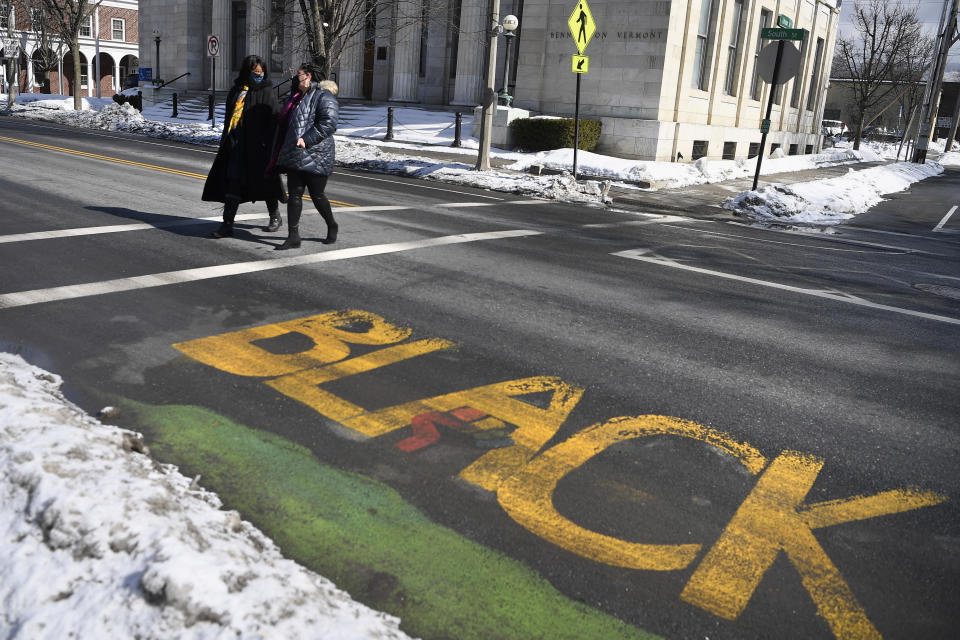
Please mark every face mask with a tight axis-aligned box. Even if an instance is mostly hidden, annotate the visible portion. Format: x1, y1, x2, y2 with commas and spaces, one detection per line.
251, 72, 264, 84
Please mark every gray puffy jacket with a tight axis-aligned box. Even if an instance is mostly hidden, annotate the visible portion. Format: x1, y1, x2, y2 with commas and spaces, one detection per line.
276, 80, 339, 176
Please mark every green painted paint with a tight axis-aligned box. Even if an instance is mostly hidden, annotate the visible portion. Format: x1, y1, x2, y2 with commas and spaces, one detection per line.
116, 399, 660, 640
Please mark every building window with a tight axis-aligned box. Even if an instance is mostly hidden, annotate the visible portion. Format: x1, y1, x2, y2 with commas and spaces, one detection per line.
805, 144, 813, 154
111, 18, 125, 41
750, 9, 772, 101
79, 15, 92, 37
0, 2, 12, 31
232, 1, 248, 71
724, 0, 745, 95
270, 0, 285, 73
80, 61, 88, 87
748, 142, 760, 157
692, 0, 717, 91
788, 143, 798, 155
770, 143, 781, 155
692, 140, 709, 160
722, 141, 737, 159
806, 37, 825, 111
790, 30, 809, 108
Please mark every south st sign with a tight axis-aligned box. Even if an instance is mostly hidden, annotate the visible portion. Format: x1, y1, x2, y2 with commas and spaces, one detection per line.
174, 309, 946, 639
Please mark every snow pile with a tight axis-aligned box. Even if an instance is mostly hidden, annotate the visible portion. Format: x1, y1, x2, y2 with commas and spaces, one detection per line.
504, 146, 876, 189
938, 151, 960, 167
0, 352, 415, 640
724, 161, 945, 225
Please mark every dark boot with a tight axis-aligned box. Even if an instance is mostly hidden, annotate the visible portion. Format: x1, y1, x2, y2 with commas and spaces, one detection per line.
264, 210, 282, 232
275, 227, 301, 250
322, 223, 338, 245
211, 199, 239, 238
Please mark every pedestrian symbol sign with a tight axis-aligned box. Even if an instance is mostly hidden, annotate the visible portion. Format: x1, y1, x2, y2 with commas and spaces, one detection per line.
572, 55, 589, 73
568, 0, 596, 55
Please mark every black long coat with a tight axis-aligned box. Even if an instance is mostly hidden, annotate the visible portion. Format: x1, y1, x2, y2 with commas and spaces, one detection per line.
202, 78, 283, 203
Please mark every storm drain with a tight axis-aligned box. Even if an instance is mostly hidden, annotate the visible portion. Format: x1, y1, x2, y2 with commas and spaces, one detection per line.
913, 283, 960, 301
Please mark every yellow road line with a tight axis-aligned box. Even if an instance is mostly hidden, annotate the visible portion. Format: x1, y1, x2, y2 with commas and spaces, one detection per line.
0, 134, 356, 207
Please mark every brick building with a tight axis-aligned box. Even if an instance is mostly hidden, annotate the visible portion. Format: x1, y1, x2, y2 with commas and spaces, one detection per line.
0, 0, 139, 97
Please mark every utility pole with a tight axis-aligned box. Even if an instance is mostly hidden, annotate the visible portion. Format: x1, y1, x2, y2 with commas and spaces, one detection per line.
913, 0, 959, 162
475, 0, 501, 171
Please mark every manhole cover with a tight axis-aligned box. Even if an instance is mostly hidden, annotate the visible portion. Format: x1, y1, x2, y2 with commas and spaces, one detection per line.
913, 283, 960, 301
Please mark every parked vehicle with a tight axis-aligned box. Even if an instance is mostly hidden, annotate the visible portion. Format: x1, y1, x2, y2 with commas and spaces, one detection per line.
821, 119, 847, 136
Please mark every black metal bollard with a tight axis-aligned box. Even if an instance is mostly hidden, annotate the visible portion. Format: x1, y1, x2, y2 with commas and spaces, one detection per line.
452, 112, 462, 148
208, 93, 215, 121
384, 107, 394, 141
172, 92, 178, 118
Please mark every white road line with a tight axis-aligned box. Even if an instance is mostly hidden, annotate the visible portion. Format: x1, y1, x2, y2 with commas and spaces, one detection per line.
581, 215, 689, 228
934, 205, 958, 232
683, 224, 933, 254
0, 206, 414, 244
342, 172, 504, 199
0, 229, 542, 309
613, 248, 960, 326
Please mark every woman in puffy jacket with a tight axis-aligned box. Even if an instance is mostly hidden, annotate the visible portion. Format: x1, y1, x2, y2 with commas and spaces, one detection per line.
203, 54, 283, 238
267, 63, 339, 250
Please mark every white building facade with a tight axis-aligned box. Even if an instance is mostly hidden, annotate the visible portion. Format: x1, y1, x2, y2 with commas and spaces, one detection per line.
0, 0, 140, 97
135, 0, 839, 161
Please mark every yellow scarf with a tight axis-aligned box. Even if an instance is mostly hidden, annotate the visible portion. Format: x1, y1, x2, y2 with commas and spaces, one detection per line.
227, 86, 248, 133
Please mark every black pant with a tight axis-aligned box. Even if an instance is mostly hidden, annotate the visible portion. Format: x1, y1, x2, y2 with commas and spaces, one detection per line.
286, 170, 335, 231
222, 196, 278, 223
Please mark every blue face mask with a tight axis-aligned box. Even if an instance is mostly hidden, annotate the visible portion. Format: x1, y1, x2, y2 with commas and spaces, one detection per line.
251, 72, 264, 84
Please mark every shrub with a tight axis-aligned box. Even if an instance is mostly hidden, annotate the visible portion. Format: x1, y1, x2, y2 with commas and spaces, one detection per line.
509, 117, 602, 152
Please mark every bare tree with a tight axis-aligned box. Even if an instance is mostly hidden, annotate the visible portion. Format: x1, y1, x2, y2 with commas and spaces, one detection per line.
272, 0, 456, 82
21, 0, 58, 93
834, 0, 932, 149
38, 0, 101, 109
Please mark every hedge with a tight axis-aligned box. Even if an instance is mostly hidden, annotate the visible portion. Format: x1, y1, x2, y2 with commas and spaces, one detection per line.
509, 117, 603, 152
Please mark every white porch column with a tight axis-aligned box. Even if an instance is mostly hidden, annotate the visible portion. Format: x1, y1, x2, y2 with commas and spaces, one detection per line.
451, 0, 485, 105
213, 0, 232, 90
247, 0, 269, 59
337, 3, 365, 98
389, 0, 421, 102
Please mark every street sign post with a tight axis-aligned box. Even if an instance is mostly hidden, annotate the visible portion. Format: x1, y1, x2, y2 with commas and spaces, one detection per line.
568, 0, 597, 179
208, 35, 220, 126
752, 30, 805, 191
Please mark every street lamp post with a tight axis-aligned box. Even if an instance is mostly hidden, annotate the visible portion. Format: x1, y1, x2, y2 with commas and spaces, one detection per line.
497, 15, 519, 107
152, 29, 161, 85
475, 0, 501, 171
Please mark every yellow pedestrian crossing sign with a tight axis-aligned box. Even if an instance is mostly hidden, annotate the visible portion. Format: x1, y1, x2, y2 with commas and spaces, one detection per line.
572, 55, 589, 73
568, 0, 597, 55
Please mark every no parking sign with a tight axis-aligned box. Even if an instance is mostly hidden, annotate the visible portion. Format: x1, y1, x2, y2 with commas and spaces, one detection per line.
207, 34, 221, 57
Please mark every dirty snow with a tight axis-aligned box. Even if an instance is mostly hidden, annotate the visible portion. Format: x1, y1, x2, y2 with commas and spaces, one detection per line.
0, 352, 416, 640
724, 161, 945, 225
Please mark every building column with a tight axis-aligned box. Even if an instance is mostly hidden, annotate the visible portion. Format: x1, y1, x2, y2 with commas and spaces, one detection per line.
247, 0, 269, 60
451, 0, 485, 105
338, 1, 365, 98
389, 0, 421, 102
213, 0, 232, 90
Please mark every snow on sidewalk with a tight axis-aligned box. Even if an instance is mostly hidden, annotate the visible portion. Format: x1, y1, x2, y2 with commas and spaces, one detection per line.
723, 161, 946, 225
0, 352, 416, 640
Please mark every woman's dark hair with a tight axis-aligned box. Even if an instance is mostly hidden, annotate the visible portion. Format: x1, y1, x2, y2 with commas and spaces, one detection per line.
237, 55, 269, 83
297, 62, 325, 82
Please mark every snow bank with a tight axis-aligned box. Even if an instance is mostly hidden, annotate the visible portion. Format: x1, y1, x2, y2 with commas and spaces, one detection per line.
723, 161, 944, 225
0, 352, 415, 640
938, 151, 960, 167
504, 146, 877, 189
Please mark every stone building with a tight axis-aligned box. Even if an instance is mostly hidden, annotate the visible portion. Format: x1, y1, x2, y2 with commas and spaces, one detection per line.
0, 0, 140, 97
136, 0, 840, 161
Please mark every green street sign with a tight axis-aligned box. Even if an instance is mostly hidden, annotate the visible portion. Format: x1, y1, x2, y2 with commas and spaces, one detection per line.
760, 119, 771, 134
777, 14, 792, 28
761, 27, 804, 40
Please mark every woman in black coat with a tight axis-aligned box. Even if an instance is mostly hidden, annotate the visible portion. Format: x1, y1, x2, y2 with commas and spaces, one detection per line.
202, 55, 284, 238
267, 63, 339, 250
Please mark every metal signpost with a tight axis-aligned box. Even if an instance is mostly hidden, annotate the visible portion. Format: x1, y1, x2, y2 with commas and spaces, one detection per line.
207, 34, 220, 126
567, 0, 596, 180
752, 28, 803, 190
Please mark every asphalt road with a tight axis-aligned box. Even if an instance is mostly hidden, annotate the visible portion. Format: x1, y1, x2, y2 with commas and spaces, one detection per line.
1, 115, 958, 640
